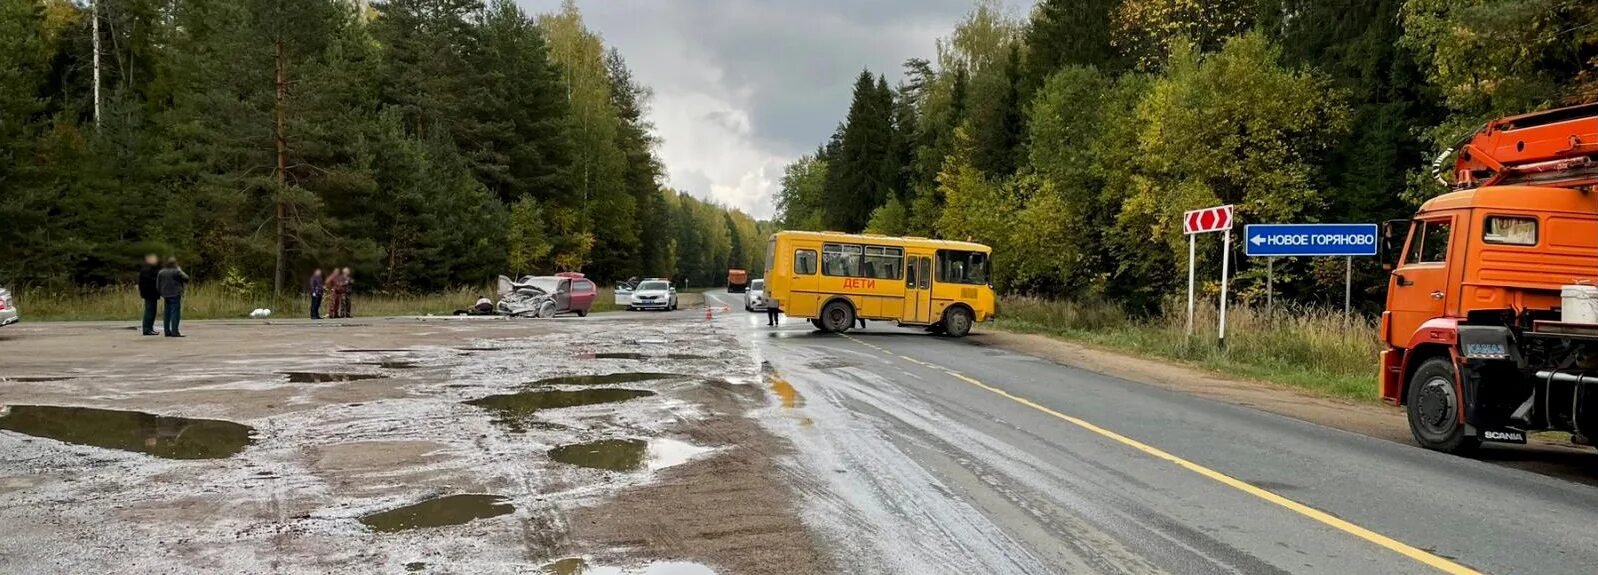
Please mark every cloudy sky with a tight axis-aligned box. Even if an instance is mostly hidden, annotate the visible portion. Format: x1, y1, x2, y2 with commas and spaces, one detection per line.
517, 0, 1028, 219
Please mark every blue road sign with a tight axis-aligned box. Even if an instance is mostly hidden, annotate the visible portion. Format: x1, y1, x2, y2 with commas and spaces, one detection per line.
1244, 224, 1378, 257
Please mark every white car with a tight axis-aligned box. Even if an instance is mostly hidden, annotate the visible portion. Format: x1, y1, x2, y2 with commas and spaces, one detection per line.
0, 287, 16, 327
627, 280, 678, 311
744, 279, 769, 311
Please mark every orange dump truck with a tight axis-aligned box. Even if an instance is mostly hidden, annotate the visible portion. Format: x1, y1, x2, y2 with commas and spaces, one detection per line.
1380, 103, 1598, 453
727, 269, 749, 293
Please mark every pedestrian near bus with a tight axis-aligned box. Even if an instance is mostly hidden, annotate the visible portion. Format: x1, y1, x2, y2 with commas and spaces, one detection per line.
326, 268, 345, 319
137, 254, 161, 336
308, 268, 325, 320
766, 302, 780, 326
156, 257, 190, 338
339, 267, 354, 318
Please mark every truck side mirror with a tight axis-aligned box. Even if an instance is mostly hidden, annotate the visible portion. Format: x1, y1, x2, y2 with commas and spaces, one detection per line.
1380, 219, 1411, 271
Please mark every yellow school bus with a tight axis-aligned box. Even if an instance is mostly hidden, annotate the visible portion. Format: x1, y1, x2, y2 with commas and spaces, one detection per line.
763, 231, 995, 336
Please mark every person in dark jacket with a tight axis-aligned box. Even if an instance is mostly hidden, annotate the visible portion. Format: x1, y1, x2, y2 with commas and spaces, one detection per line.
308, 269, 325, 320
138, 254, 161, 336
156, 257, 190, 338
338, 267, 354, 318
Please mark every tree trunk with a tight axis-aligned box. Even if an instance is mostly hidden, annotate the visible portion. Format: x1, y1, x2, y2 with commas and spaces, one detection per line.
274, 39, 288, 294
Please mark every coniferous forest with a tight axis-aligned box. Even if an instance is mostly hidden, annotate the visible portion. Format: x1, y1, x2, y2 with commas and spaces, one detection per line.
0, 0, 770, 292
779, 0, 1597, 312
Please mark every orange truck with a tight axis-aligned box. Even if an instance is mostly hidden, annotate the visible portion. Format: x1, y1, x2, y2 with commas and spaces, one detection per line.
727, 268, 749, 293
1380, 103, 1598, 453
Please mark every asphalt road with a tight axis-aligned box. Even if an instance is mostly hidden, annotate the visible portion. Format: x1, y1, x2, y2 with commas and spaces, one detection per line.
705, 293, 1598, 575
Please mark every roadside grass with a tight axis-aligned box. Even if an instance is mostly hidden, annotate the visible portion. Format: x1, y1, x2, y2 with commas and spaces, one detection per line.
18, 285, 623, 321
991, 296, 1381, 401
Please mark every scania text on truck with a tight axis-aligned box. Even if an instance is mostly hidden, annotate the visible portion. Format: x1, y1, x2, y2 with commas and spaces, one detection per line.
1381, 103, 1598, 453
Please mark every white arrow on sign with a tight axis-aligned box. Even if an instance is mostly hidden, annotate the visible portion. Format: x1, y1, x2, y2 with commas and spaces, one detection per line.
1251, 235, 1265, 246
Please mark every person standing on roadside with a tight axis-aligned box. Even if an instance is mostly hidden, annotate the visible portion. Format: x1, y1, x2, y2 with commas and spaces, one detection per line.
308, 268, 325, 320
326, 268, 345, 319
766, 302, 780, 327
156, 257, 190, 338
138, 254, 161, 336
339, 267, 355, 318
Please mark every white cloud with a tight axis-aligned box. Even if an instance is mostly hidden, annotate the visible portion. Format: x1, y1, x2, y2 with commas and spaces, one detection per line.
517, 0, 1028, 220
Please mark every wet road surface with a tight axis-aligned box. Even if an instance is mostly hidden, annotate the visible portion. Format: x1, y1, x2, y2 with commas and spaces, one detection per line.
707, 293, 1598, 575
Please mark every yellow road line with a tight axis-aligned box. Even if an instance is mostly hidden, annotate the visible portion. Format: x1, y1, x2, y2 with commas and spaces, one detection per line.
842, 335, 1481, 575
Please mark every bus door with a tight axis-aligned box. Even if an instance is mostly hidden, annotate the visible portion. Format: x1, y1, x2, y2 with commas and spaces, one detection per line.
902, 252, 933, 324
786, 244, 821, 317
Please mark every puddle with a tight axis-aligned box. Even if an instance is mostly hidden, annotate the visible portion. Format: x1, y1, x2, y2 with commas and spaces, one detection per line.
359, 494, 513, 533
0, 376, 76, 383
405, 562, 427, 572
359, 361, 420, 370
531, 373, 679, 387
545, 558, 586, 575
455, 346, 503, 352
464, 389, 655, 425
338, 349, 412, 353
549, 439, 646, 472
542, 559, 716, 575
0, 405, 254, 459
549, 438, 712, 472
581, 353, 707, 361
281, 372, 386, 383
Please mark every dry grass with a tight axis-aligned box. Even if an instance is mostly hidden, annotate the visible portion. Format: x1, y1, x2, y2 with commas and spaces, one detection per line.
993, 296, 1381, 400
15, 285, 622, 321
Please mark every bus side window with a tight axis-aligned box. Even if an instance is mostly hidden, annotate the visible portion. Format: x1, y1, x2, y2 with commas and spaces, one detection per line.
905, 258, 917, 287
794, 249, 817, 275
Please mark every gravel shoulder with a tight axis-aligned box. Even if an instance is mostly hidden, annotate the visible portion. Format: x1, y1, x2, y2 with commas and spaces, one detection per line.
0, 314, 822, 574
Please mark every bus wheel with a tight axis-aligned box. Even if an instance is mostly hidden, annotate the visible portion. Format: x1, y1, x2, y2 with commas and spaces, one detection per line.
1406, 357, 1479, 453
942, 307, 973, 337
810, 318, 826, 331
821, 301, 854, 333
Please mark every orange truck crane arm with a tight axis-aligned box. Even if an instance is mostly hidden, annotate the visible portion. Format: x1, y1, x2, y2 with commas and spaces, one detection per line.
1444, 102, 1598, 191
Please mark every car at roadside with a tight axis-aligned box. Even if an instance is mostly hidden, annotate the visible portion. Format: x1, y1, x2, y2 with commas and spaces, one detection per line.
627, 279, 677, 311
516, 275, 597, 317
744, 279, 768, 311
0, 287, 16, 327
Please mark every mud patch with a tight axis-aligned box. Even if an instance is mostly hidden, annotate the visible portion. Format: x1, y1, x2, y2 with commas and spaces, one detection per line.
0, 376, 75, 383
360, 494, 513, 533
359, 361, 421, 370
282, 371, 386, 383
571, 383, 824, 575
533, 373, 679, 387
0, 405, 253, 459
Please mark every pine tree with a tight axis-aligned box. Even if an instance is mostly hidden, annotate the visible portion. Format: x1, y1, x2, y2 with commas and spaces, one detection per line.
822, 70, 896, 231
1020, 0, 1123, 98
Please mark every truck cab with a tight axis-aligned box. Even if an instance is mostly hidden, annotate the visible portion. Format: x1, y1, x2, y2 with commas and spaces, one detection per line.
1381, 103, 1598, 453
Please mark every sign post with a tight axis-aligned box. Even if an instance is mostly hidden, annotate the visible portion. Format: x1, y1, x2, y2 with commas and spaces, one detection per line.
1182, 205, 1235, 339
1243, 223, 1378, 329
1187, 234, 1196, 336
1220, 227, 1231, 349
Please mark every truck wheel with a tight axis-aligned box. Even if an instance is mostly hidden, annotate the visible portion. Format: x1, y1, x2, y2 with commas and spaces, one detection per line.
1406, 357, 1480, 454
820, 301, 854, 333
942, 307, 973, 337
576, 309, 588, 317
